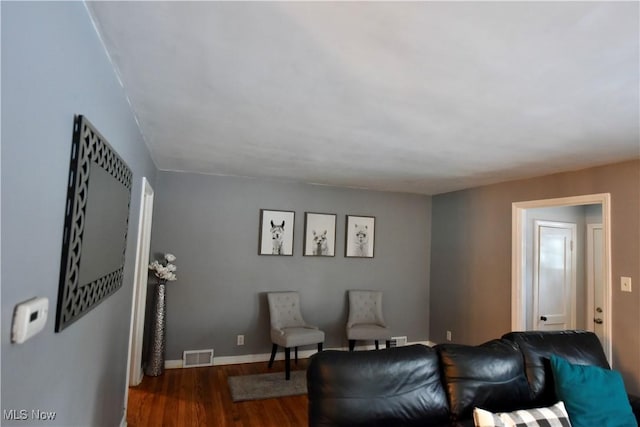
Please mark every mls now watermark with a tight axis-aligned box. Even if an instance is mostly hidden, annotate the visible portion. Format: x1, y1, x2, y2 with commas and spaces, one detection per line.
3, 409, 57, 421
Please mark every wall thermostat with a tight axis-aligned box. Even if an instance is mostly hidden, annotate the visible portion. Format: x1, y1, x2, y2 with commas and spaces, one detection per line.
12, 297, 48, 344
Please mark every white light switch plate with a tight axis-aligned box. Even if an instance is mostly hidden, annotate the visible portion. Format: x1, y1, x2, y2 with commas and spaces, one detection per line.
621, 277, 632, 292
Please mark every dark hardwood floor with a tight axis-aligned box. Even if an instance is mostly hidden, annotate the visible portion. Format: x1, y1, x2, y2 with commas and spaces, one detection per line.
127, 360, 309, 427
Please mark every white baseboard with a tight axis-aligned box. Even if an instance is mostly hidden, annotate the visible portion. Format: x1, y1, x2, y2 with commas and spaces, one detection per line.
164, 359, 184, 369
164, 340, 435, 369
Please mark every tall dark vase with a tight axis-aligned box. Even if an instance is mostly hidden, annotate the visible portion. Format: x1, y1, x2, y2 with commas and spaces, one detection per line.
145, 282, 166, 377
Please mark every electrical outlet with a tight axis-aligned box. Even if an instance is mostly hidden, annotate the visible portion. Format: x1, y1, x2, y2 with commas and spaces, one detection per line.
446, 330, 452, 341
621, 277, 632, 293
237, 335, 244, 346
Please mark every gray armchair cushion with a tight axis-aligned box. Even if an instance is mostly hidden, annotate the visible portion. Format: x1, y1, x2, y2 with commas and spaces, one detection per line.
347, 324, 391, 341
272, 327, 325, 348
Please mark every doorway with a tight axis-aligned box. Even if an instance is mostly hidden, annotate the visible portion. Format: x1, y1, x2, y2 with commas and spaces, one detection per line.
124, 177, 155, 409
511, 193, 612, 363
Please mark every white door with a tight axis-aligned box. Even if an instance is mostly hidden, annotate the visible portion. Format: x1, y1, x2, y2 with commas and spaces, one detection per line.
533, 220, 576, 331
126, 177, 155, 388
587, 224, 606, 343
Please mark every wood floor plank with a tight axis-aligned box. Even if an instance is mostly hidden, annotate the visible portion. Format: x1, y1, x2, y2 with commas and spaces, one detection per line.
127, 361, 309, 427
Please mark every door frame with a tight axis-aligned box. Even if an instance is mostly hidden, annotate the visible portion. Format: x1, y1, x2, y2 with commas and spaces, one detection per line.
532, 220, 577, 331
124, 177, 155, 408
511, 193, 612, 363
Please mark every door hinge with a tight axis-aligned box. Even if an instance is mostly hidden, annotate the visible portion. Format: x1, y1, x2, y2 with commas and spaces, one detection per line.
570, 240, 574, 251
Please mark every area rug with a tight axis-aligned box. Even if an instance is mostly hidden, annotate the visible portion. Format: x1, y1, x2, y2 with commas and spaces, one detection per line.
228, 370, 307, 402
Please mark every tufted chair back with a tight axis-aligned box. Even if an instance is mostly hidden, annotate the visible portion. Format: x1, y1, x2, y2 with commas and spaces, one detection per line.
268, 291, 308, 330
347, 290, 386, 328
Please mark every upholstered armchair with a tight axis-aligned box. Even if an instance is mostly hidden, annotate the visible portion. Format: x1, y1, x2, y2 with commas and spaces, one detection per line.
267, 291, 324, 380
346, 290, 391, 351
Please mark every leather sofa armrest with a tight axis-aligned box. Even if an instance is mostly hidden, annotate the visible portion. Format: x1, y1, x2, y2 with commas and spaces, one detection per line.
629, 394, 640, 423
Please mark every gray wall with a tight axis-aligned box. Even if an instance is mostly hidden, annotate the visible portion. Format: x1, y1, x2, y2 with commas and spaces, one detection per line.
2, 3, 157, 426
430, 160, 640, 394
585, 204, 603, 225
150, 172, 432, 359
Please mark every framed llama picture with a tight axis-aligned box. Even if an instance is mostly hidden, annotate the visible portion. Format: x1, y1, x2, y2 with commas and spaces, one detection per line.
259, 209, 295, 256
345, 215, 375, 258
303, 212, 337, 257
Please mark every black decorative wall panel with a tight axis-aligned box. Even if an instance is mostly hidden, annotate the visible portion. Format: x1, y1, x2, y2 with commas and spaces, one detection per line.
55, 115, 132, 332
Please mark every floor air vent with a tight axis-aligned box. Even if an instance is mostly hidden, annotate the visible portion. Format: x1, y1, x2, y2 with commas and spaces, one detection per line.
389, 336, 408, 347
183, 349, 214, 368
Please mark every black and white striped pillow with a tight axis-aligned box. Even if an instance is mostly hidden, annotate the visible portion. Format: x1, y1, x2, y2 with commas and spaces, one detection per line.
473, 401, 572, 427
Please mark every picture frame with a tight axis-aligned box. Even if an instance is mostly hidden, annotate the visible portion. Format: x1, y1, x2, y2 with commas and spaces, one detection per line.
56, 115, 132, 332
303, 212, 337, 257
259, 209, 295, 256
345, 215, 375, 258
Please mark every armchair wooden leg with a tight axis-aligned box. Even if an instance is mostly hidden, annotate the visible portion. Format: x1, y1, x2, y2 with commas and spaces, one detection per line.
268, 344, 278, 368
375, 340, 379, 350
295, 347, 298, 365
386, 340, 391, 348
349, 340, 356, 351
285, 347, 291, 381
318, 342, 323, 352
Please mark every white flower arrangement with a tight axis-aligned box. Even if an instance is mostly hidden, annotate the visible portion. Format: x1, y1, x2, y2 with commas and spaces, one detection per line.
149, 253, 177, 284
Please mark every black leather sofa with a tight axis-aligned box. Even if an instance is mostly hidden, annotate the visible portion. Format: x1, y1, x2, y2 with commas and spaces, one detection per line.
307, 330, 640, 427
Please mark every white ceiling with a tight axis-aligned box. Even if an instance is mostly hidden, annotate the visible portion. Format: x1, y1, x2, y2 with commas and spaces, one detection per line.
87, 1, 639, 195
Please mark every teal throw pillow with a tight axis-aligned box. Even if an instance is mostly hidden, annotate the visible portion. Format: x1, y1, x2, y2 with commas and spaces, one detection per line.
550, 354, 637, 427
